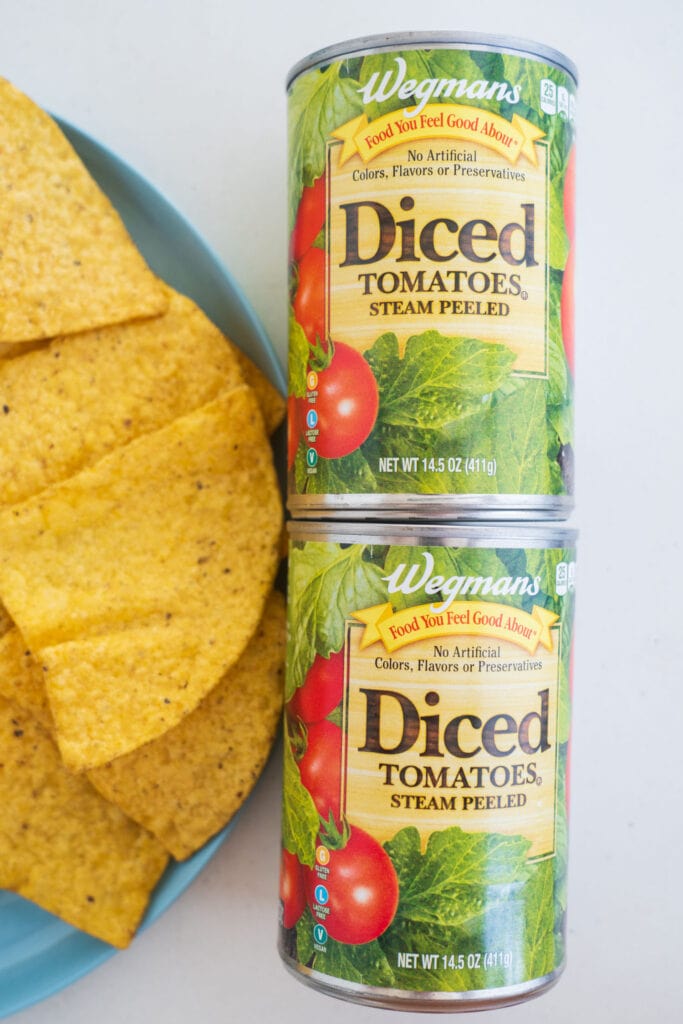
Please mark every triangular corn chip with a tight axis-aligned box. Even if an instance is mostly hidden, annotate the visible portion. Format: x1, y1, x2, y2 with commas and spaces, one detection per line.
0, 289, 249, 506
89, 592, 285, 859
0, 698, 168, 947
0, 386, 282, 769
0, 78, 167, 343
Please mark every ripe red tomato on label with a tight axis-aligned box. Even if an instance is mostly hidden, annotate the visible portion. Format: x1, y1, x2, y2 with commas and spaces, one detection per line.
293, 246, 325, 346
279, 849, 306, 929
291, 175, 325, 262
314, 342, 379, 459
307, 826, 399, 945
561, 248, 574, 374
298, 720, 342, 823
288, 650, 344, 724
563, 148, 576, 243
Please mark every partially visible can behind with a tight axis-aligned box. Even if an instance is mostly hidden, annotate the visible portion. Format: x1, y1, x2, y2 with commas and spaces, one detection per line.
287, 33, 577, 520
279, 519, 576, 1012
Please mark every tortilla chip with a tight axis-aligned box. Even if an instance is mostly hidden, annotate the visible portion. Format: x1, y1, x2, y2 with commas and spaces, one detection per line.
0, 385, 283, 770
89, 592, 285, 859
0, 340, 49, 359
229, 343, 285, 434
0, 78, 167, 343
0, 627, 52, 728
0, 698, 168, 947
0, 296, 285, 447
0, 601, 12, 640
0, 289, 281, 507
0, 290, 254, 507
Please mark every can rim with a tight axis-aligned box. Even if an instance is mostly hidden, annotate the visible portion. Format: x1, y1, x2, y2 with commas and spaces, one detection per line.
287, 520, 578, 548
286, 31, 578, 89
287, 493, 574, 522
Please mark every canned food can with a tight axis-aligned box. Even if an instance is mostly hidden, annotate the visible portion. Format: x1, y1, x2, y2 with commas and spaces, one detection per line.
279, 520, 576, 1011
286, 33, 577, 520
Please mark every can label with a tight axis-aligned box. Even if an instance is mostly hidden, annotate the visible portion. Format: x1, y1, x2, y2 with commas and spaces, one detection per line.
287, 46, 576, 504
280, 537, 575, 997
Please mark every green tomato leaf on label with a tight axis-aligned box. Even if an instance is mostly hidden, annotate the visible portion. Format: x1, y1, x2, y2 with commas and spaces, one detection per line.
388, 826, 530, 929
549, 177, 570, 272
548, 402, 573, 450
379, 918, 495, 992
554, 747, 570, 913
523, 858, 557, 978
557, 652, 571, 746
367, 331, 517, 431
489, 381, 551, 495
288, 310, 310, 399
465, 49, 506, 85
300, 446, 379, 495
281, 740, 319, 867
362, 332, 401, 396
287, 543, 387, 696
376, 823, 562, 989
288, 64, 363, 227
314, 936, 397, 988
429, 49, 512, 117
547, 268, 572, 408
294, 906, 316, 963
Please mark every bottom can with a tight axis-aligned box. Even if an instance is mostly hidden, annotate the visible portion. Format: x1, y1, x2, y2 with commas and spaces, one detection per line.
279, 522, 576, 1012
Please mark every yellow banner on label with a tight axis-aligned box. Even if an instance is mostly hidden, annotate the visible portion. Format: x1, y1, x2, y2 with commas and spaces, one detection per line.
333, 105, 545, 167
352, 601, 558, 655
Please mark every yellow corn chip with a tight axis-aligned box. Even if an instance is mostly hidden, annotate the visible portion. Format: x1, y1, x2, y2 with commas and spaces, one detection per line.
89, 592, 285, 859
0, 340, 49, 359
0, 627, 52, 729
0, 290, 254, 507
229, 342, 285, 434
0, 385, 283, 770
0, 698, 168, 947
0, 78, 168, 343
0, 601, 12, 640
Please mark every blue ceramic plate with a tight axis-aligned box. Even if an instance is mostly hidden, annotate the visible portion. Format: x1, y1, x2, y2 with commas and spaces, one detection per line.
0, 118, 284, 1020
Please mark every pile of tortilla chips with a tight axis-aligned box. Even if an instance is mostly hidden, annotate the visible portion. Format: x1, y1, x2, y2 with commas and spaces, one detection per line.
0, 78, 285, 948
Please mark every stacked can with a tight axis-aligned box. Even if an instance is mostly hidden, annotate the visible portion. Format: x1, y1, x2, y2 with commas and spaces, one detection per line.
280, 33, 577, 1012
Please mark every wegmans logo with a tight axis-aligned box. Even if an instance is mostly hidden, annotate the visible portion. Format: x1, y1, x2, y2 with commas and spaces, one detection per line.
346, 551, 557, 657
357, 56, 522, 118
382, 550, 541, 614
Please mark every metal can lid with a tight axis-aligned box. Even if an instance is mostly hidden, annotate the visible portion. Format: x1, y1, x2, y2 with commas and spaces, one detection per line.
287, 31, 578, 90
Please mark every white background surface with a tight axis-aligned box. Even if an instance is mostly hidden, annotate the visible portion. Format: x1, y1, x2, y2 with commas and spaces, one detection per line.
1, 1, 682, 1022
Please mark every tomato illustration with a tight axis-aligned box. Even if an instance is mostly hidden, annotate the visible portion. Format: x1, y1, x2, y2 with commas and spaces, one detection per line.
314, 342, 379, 459
279, 848, 306, 929
563, 147, 576, 243
288, 649, 344, 724
291, 175, 325, 262
307, 826, 399, 945
293, 246, 325, 346
297, 720, 342, 823
561, 247, 574, 375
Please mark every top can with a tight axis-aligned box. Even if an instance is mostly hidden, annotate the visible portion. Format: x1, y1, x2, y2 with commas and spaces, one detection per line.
287, 33, 577, 521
